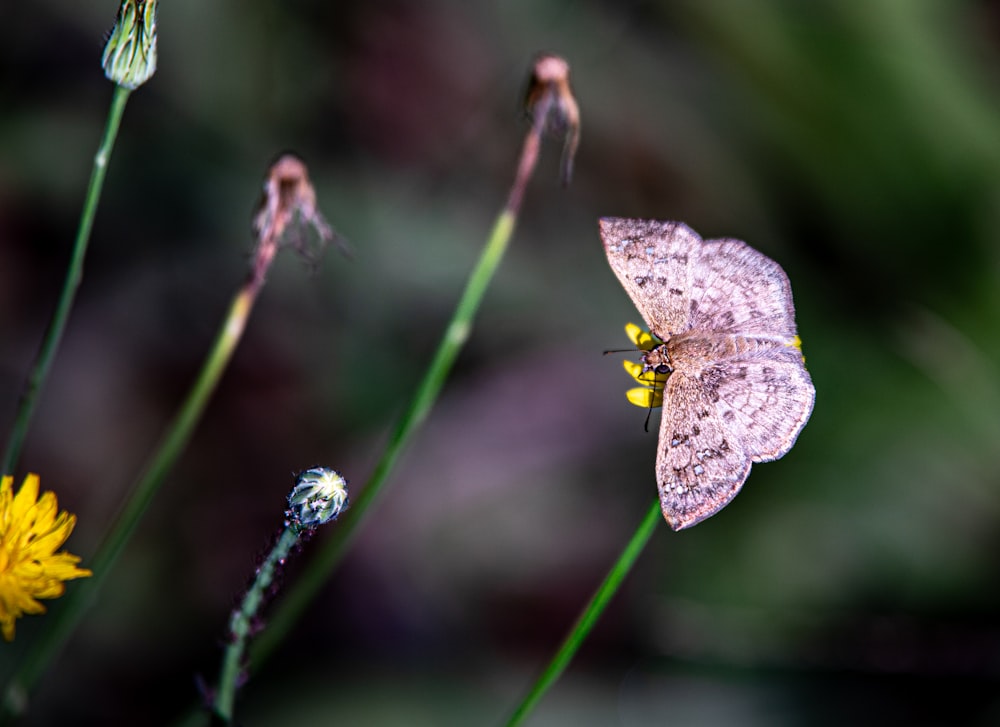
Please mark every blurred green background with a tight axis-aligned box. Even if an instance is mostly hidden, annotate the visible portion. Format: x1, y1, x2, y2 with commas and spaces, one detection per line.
4, 0, 1000, 724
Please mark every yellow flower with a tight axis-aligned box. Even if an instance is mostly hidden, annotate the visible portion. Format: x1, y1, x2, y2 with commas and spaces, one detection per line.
0, 474, 91, 641
622, 323, 668, 409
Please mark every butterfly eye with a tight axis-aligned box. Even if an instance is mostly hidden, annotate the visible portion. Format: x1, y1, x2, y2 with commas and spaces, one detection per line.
654, 364, 670, 375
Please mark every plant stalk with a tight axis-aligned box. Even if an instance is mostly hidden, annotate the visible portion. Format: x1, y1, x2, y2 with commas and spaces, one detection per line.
505, 499, 662, 726
2, 85, 132, 476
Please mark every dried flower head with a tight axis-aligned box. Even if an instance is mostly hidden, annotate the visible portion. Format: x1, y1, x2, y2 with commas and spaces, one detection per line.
251, 154, 345, 283
524, 54, 580, 185
102, 0, 158, 90
0, 474, 91, 641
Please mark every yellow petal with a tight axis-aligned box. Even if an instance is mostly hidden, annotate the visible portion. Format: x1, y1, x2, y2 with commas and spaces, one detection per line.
789, 335, 807, 362
0, 475, 91, 640
624, 322, 644, 346
11, 475, 40, 525
626, 386, 663, 408
622, 359, 643, 381
0, 477, 13, 532
626, 324, 661, 352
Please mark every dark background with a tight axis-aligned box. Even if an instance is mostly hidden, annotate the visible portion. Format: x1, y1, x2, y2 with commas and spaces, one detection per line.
4, 1, 1000, 724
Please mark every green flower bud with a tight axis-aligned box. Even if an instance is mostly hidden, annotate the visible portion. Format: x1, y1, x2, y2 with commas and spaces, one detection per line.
102, 0, 158, 90
287, 468, 349, 528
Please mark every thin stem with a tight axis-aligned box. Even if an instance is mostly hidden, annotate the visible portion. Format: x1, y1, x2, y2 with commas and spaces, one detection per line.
92, 287, 255, 573
248, 111, 548, 671
1, 85, 132, 477
3, 284, 258, 716
505, 499, 662, 726
214, 526, 301, 722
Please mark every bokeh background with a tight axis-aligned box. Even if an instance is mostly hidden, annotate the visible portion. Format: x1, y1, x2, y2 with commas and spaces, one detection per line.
4, 0, 1000, 724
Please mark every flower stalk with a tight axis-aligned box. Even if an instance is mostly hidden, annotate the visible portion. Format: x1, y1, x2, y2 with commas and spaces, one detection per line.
3, 0, 159, 478
504, 324, 680, 721
213, 468, 349, 723
1, 85, 131, 478
505, 499, 661, 726
2, 155, 335, 718
247, 53, 581, 671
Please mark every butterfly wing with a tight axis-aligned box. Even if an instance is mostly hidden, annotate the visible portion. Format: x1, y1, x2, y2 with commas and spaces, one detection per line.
657, 347, 815, 530
655, 367, 751, 530
599, 217, 702, 338
687, 238, 800, 340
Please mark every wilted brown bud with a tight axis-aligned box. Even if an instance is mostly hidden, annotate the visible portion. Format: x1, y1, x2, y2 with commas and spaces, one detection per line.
524, 54, 580, 185
251, 154, 347, 283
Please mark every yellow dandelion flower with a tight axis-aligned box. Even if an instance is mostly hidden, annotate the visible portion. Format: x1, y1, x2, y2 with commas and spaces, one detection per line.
622, 323, 668, 409
0, 474, 91, 641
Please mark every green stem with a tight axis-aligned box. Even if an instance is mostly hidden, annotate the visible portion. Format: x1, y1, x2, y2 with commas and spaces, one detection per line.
505, 499, 662, 726
3, 285, 257, 716
90, 288, 254, 574
1, 85, 132, 477
246, 84, 554, 677
248, 90, 552, 672
249, 208, 517, 669
214, 526, 301, 722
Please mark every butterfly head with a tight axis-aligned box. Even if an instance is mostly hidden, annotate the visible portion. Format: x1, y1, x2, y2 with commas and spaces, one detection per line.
640, 345, 672, 376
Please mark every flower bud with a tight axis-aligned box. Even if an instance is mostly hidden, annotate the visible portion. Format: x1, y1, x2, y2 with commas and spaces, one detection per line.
102, 0, 158, 90
287, 468, 349, 528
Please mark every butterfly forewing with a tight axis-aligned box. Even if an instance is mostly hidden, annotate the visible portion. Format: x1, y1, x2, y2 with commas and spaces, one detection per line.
599, 217, 700, 339
686, 238, 799, 340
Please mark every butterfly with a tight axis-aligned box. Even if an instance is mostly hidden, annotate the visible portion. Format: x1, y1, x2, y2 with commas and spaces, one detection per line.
600, 217, 815, 530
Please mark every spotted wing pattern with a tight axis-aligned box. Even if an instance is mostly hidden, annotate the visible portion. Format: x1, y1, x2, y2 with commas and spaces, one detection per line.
599, 217, 701, 339
656, 352, 814, 529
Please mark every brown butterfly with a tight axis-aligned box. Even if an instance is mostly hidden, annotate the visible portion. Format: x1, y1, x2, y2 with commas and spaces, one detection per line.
600, 217, 815, 530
